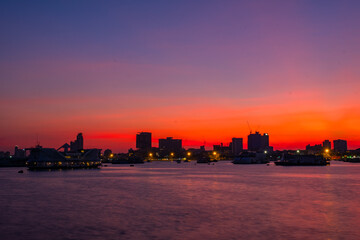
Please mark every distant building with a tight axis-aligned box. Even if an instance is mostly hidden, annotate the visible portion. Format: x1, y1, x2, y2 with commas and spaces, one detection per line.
323, 140, 331, 150
136, 132, 152, 151
187, 146, 206, 156
232, 138, 243, 156
0, 151, 10, 159
159, 137, 182, 153
333, 139, 347, 153
103, 149, 112, 158
213, 143, 231, 153
248, 132, 269, 152
306, 144, 323, 154
70, 133, 84, 152
14, 146, 26, 159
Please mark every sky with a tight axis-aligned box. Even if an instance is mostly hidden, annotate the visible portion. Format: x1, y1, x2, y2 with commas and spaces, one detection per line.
1, 0, 360, 153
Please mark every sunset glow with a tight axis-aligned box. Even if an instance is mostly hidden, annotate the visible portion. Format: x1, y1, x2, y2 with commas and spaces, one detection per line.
1, 1, 360, 152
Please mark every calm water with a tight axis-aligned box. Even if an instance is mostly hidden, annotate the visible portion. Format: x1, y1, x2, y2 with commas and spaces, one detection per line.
1, 161, 360, 240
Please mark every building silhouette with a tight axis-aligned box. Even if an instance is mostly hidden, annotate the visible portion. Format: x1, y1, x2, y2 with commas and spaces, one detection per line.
14, 146, 26, 159
213, 143, 231, 155
248, 132, 269, 152
306, 144, 322, 154
323, 140, 331, 150
232, 138, 243, 156
159, 137, 182, 153
70, 133, 84, 152
136, 132, 152, 151
333, 139, 347, 153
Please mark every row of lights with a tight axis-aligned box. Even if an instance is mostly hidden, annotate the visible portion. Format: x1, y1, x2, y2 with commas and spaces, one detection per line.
148, 151, 219, 157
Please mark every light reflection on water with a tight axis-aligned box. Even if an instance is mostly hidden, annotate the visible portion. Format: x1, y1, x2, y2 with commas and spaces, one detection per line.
1, 161, 360, 240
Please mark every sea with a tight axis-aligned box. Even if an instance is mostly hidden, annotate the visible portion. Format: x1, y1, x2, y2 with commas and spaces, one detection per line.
1, 161, 360, 240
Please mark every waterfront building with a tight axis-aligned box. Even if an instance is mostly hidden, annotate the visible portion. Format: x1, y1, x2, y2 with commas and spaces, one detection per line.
323, 140, 331, 151
136, 132, 152, 151
213, 143, 231, 157
232, 138, 243, 156
248, 132, 269, 152
0, 151, 10, 159
14, 146, 26, 159
306, 144, 323, 154
333, 139, 347, 153
159, 137, 182, 153
104, 149, 112, 158
27, 146, 101, 169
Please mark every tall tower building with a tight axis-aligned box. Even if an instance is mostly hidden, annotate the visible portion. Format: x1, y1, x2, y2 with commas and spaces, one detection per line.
333, 139, 347, 153
70, 133, 84, 152
136, 132, 152, 151
248, 132, 269, 152
232, 138, 243, 156
77, 133, 84, 150
323, 140, 331, 150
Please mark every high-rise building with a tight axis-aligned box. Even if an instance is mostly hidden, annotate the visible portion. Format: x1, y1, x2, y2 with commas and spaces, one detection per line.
159, 137, 182, 153
333, 139, 347, 153
70, 133, 84, 152
323, 140, 331, 150
76, 133, 84, 150
232, 138, 243, 156
248, 132, 269, 152
136, 132, 152, 151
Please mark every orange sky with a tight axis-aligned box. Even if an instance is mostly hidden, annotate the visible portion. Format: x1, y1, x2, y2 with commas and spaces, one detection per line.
1, 86, 360, 152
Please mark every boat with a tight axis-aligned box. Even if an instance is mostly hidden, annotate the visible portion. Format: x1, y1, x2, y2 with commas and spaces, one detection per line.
26, 146, 101, 169
232, 152, 269, 164
274, 154, 329, 166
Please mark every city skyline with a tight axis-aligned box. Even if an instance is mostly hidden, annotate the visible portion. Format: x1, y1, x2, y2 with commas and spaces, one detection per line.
1, 130, 354, 155
1, 1, 360, 152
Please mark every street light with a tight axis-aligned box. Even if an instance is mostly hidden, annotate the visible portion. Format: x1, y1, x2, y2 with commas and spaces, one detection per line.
187, 152, 191, 157
149, 153, 153, 157
170, 152, 174, 157
213, 151, 217, 156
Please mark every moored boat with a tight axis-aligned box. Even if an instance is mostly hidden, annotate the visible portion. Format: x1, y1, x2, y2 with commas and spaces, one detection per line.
232, 152, 269, 164
274, 154, 329, 166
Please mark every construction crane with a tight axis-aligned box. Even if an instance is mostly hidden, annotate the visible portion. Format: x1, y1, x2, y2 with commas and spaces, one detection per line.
247, 121, 252, 134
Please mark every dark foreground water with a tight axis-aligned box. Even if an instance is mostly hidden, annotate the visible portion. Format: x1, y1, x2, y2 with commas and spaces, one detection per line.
1, 161, 360, 240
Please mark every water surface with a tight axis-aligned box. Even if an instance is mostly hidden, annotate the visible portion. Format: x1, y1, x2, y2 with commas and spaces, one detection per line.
1, 161, 359, 240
